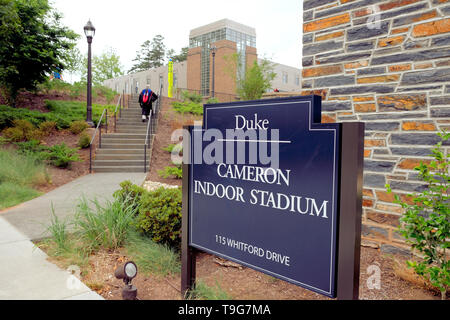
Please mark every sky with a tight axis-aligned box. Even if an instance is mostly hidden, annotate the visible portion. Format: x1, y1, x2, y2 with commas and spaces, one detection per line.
51, 0, 303, 74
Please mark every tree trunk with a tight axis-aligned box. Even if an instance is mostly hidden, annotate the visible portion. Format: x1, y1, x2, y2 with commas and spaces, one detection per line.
441, 290, 446, 300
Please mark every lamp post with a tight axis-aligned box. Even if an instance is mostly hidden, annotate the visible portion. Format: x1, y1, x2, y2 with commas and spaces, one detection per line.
84, 20, 95, 126
210, 45, 217, 98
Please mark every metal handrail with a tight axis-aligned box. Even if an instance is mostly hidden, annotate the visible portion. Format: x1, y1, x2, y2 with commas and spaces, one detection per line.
113, 92, 123, 132
143, 85, 163, 172
89, 108, 107, 173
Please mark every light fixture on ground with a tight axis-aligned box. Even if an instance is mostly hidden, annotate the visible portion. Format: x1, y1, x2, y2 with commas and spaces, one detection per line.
84, 19, 95, 127
114, 261, 138, 300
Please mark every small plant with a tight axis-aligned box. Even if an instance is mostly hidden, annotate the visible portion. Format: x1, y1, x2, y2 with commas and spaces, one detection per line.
172, 101, 203, 115
42, 143, 81, 168
205, 97, 219, 104
1, 119, 42, 142
2, 127, 25, 142
181, 90, 202, 104
135, 187, 182, 247
77, 131, 91, 149
39, 121, 57, 136
113, 180, 147, 214
186, 280, 232, 300
162, 143, 182, 154
158, 164, 182, 179
386, 130, 449, 300
73, 196, 136, 253
46, 204, 70, 254
69, 120, 89, 134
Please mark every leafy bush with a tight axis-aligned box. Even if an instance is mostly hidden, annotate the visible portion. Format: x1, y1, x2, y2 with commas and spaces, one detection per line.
39, 121, 57, 136
70, 120, 89, 134
77, 131, 91, 149
158, 165, 183, 179
162, 143, 182, 154
0, 105, 70, 130
1, 119, 42, 142
2, 127, 25, 142
205, 97, 219, 104
41, 143, 81, 168
172, 101, 203, 115
181, 90, 203, 104
15, 139, 48, 161
135, 187, 182, 247
113, 180, 147, 214
386, 130, 449, 300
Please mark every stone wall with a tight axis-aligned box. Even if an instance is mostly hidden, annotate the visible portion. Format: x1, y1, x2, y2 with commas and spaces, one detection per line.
302, 0, 450, 255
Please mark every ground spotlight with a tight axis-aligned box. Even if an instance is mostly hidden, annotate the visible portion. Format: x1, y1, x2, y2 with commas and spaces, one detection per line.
114, 261, 138, 300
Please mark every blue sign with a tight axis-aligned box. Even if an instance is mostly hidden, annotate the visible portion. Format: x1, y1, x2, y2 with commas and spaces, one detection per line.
188, 96, 341, 298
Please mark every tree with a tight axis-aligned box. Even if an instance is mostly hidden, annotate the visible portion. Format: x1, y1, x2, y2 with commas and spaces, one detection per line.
387, 130, 449, 300
0, 0, 78, 106
62, 46, 83, 83
170, 47, 189, 63
238, 59, 276, 100
92, 48, 124, 85
224, 53, 275, 100
129, 35, 166, 73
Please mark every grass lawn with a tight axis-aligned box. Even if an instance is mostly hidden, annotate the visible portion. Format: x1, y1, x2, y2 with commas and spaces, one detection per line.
0, 148, 48, 209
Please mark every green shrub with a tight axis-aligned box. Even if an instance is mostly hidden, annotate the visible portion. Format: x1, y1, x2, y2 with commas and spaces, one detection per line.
77, 131, 91, 148
15, 140, 48, 161
42, 143, 81, 168
158, 165, 182, 179
181, 90, 203, 104
205, 97, 219, 104
386, 130, 450, 300
172, 101, 203, 115
39, 121, 57, 136
69, 120, 89, 134
73, 196, 136, 252
113, 180, 147, 214
162, 143, 182, 154
2, 127, 25, 142
135, 187, 182, 247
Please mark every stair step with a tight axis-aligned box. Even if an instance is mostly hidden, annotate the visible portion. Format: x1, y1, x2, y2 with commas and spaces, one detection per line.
96, 148, 147, 154
95, 154, 146, 160
102, 133, 147, 139
93, 160, 147, 166
101, 138, 146, 144
93, 166, 148, 173
101, 143, 146, 149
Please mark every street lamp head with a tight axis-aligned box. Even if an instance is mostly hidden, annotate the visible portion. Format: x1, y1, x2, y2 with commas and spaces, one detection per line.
210, 45, 217, 55
84, 20, 95, 39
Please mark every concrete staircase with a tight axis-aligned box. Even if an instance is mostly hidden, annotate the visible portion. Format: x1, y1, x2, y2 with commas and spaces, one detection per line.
92, 93, 158, 173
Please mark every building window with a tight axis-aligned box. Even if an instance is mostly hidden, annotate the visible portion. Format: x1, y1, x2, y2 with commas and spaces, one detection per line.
146, 76, 151, 85
173, 72, 178, 88
295, 75, 300, 86
282, 72, 288, 84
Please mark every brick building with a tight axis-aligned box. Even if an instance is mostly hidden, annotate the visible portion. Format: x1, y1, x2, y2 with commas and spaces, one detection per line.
301, 0, 450, 254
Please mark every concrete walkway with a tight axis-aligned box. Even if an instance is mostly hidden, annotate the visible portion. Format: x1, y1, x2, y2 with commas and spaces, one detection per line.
0, 172, 146, 300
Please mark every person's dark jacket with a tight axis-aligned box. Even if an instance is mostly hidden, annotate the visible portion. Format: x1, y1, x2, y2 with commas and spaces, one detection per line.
139, 89, 158, 109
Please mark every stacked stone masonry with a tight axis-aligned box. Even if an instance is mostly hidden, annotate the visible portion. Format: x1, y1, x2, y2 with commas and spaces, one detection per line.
302, 0, 450, 255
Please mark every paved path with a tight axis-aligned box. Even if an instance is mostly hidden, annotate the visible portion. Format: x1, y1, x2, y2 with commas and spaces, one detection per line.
0, 172, 146, 300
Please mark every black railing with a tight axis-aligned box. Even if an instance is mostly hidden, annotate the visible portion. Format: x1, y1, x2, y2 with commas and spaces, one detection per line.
89, 108, 107, 173
114, 92, 123, 132
143, 83, 163, 172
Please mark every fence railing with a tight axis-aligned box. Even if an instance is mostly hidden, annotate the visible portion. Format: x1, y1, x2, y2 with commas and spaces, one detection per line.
173, 87, 237, 103
89, 108, 108, 173
113, 92, 123, 133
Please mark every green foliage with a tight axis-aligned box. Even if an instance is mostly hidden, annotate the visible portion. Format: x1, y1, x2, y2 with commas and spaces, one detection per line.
158, 165, 183, 179
77, 131, 91, 149
0, 0, 78, 106
129, 35, 167, 73
73, 196, 137, 253
125, 231, 180, 276
135, 187, 182, 247
41, 142, 81, 168
238, 60, 276, 100
14, 139, 47, 161
112, 180, 147, 214
0, 148, 47, 209
45, 100, 115, 126
168, 46, 188, 63
181, 90, 203, 104
172, 101, 203, 115
39, 121, 57, 136
386, 130, 450, 299
1, 119, 42, 142
69, 120, 89, 134
186, 280, 232, 300
162, 143, 182, 154
205, 97, 219, 104
46, 205, 70, 254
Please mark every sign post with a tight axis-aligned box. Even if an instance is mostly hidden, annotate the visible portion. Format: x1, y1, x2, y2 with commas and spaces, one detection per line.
181, 95, 364, 299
